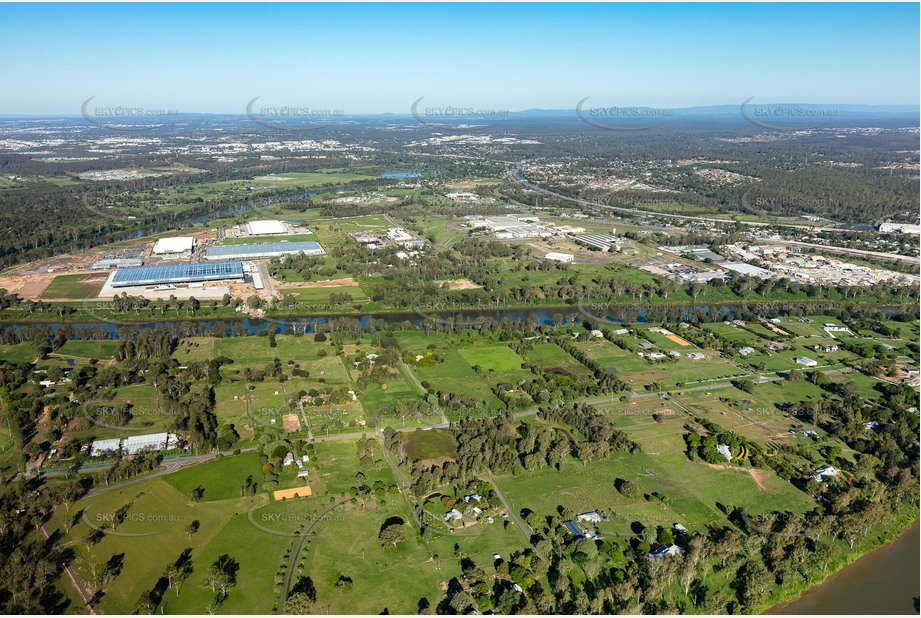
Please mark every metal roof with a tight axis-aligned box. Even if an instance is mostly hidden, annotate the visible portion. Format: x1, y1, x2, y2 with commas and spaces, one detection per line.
205, 241, 324, 260
111, 262, 243, 287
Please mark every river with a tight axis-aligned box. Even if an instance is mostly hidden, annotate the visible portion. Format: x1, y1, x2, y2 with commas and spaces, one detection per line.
767, 520, 920, 615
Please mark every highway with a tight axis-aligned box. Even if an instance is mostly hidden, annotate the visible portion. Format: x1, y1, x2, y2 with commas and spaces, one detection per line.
507, 168, 919, 265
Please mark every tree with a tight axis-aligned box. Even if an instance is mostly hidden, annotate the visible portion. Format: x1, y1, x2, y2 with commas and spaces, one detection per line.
284, 592, 313, 614
203, 554, 240, 599
185, 520, 201, 538
379, 518, 406, 548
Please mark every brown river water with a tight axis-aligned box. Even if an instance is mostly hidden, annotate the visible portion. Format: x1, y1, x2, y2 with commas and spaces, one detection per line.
766, 520, 920, 615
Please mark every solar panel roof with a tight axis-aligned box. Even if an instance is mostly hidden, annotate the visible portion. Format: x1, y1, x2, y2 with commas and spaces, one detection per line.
111, 261, 244, 287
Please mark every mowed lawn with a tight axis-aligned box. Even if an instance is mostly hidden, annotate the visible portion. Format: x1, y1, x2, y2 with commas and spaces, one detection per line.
40, 273, 107, 299
276, 284, 369, 304
45, 475, 294, 615
495, 451, 815, 538
165, 451, 265, 502
54, 339, 120, 359
0, 342, 37, 364
394, 332, 505, 409
329, 214, 392, 232
457, 343, 533, 386
524, 342, 593, 379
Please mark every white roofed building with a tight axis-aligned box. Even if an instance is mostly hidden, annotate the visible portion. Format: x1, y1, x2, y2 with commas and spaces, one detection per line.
89, 438, 122, 457
152, 237, 196, 255
545, 252, 574, 263
123, 432, 171, 455
245, 220, 288, 236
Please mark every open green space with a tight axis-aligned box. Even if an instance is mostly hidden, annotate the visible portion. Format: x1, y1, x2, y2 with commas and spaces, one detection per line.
40, 273, 106, 299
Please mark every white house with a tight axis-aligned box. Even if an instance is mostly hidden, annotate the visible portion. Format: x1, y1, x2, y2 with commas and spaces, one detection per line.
795, 356, 818, 367
577, 511, 603, 523
739, 347, 755, 357
444, 509, 463, 523
646, 544, 686, 559
812, 465, 841, 482
716, 444, 732, 461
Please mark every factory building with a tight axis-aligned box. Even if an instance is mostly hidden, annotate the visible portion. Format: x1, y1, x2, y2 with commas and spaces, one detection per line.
205, 241, 325, 261
245, 220, 288, 236
110, 262, 244, 288
152, 237, 196, 255
91, 258, 145, 270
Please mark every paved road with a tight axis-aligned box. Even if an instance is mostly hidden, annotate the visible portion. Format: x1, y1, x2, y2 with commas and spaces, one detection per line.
508, 168, 918, 264
283, 498, 351, 597
485, 475, 547, 563
85, 448, 259, 498
39, 523, 98, 615
752, 237, 920, 264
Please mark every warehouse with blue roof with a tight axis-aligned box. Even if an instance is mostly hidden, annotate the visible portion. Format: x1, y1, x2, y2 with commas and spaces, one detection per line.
110, 262, 245, 288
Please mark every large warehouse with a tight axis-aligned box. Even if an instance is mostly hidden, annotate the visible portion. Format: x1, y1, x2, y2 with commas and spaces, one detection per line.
204, 241, 325, 261
110, 261, 244, 288
245, 220, 288, 236
152, 236, 196, 255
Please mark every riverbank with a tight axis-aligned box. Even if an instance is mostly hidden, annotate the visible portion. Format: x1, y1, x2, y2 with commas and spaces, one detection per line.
0, 300, 915, 327
763, 517, 920, 615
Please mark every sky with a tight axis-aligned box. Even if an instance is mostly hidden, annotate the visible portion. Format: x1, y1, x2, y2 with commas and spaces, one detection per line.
0, 2, 918, 115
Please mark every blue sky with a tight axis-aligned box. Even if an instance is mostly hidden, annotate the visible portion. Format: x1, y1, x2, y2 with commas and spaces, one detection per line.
0, 3, 917, 115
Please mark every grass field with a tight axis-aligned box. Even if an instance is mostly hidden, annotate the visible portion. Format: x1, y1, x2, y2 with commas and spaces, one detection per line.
496, 450, 816, 538
46, 475, 293, 614
0, 342, 37, 364
327, 215, 392, 232
276, 284, 369, 304
403, 429, 458, 461
54, 340, 119, 359
217, 233, 317, 246
525, 342, 593, 379
164, 452, 265, 502
40, 273, 107, 299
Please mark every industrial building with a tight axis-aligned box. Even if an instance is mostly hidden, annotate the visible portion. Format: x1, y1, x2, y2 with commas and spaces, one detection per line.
465, 215, 552, 239
575, 234, 621, 251
544, 252, 574, 263
91, 258, 144, 270
205, 241, 325, 260
718, 262, 773, 278
110, 261, 244, 288
245, 220, 288, 236
89, 432, 178, 458
152, 237, 196, 255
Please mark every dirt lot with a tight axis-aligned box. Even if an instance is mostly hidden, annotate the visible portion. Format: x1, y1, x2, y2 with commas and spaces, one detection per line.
278, 277, 360, 290
282, 413, 301, 432
666, 333, 692, 346
432, 278, 481, 291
